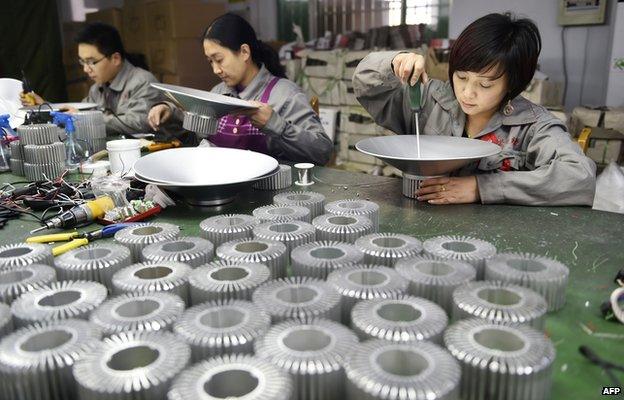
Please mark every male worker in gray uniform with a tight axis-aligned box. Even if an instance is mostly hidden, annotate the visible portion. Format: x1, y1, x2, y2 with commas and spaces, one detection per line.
22, 23, 191, 143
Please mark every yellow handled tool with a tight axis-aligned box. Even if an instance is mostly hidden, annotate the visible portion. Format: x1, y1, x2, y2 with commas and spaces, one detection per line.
26, 231, 79, 243
50, 238, 89, 256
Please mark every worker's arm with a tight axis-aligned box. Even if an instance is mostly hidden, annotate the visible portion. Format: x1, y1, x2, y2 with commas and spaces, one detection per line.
259, 85, 333, 165
476, 117, 597, 205
104, 79, 161, 135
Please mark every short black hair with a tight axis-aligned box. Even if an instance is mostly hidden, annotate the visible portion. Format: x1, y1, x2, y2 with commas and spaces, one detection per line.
75, 22, 126, 59
449, 13, 541, 104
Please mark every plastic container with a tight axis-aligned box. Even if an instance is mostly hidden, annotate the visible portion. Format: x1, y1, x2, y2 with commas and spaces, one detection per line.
107, 139, 141, 177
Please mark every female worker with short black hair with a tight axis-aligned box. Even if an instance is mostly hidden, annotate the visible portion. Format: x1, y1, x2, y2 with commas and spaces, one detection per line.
353, 13, 596, 206
148, 13, 333, 165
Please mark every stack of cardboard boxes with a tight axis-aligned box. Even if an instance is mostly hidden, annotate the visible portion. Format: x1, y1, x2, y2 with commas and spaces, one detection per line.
299, 49, 400, 173
64, 0, 226, 100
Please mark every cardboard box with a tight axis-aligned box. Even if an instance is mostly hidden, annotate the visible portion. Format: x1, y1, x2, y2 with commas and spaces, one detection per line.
299, 50, 343, 79
282, 59, 302, 83
338, 132, 384, 165
604, 108, 624, 133
147, 0, 225, 39
339, 80, 359, 106
302, 77, 341, 106
62, 22, 86, 66
67, 81, 91, 102
340, 106, 381, 135
122, 3, 148, 54
148, 39, 208, 75
318, 106, 340, 143
160, 72, 220, 92
86, 8, 123, 38
585, 128, 624, 165
342, 50, 369, 80
522, 78, 563, 107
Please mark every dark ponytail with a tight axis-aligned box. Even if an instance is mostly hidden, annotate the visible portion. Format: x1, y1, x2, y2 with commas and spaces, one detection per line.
203, 13, 286, 78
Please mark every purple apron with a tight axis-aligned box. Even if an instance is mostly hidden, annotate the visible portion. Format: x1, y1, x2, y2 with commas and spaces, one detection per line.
208, 77, 281, 154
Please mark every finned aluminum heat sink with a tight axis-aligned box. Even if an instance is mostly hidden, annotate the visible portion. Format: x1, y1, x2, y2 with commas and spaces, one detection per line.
324, 199, 380, 232
141, 236, 214, 268
253, 220, 316, 254
11, 280, 108, 328
217, 238, 288, 278
199, 213, 260, 247
423, 235, 497, 280
111, 261, 192, 303
253, 204, 311, 223
0, 243, 53, 270
114, 222, 181, 262
444, 318, 555, 400
354, 232, 423, 267
173, 299, 270, 362
253, 164, 292, 190
485, 252, 569, 312
273, 191, 326, 218
0, 264, 56, 305
17, 124, 59, 145
312, 214, 374, 244
188, 259, 271, 305
255, 318, 358, 400
291, 241, 365, 279
395, 255, 477, 314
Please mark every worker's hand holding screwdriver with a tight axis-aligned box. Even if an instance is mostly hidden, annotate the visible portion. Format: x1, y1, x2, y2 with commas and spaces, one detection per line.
147, 104, 172, 130
391, 52, 429, 86
19, 91, 45, 106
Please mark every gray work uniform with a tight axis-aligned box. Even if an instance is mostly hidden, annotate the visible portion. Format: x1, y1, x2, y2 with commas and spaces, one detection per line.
167, 65, 333, 165
353, 51, 596, 206
84, 61, 163, 136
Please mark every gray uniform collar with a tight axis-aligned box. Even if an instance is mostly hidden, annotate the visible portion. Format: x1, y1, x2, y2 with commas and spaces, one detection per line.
220, 65, 272, 99
101, 61, 133, 92
431, 80, 539, 137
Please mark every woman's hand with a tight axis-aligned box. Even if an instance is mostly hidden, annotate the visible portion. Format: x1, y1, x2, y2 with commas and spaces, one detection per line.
415, 176, 480, 204
147, 104, 172, 130
391, 52, 429, 86
19, 91, 45, 106
237, 101, 273, 129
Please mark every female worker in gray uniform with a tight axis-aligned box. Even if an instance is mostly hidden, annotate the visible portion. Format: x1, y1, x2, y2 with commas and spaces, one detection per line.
148, 13, 333, 166
353, 13, 596, 206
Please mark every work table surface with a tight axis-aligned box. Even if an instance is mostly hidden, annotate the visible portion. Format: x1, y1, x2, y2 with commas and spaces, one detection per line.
1, 166, 622, 399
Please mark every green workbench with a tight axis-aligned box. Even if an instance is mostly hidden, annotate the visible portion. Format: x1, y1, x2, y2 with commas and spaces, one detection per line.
1, 166, 623, 399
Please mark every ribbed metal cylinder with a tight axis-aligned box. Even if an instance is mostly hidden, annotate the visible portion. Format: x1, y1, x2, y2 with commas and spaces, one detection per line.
217, 238, 288, 278
182, 111, 219, 137
273, 191, 326, 219
253, 220, 316, 254
444, 319, 555, 400
351, 295, 448, 344
345, 339, 461, 400
73, 110, 105, 126
291, 241, 365, 279
89, 291, 185, 337
313, 214, 374, 244
167, 354, 293, 400
0, 264, 56, 305
189, 259, 271, 305
255, 319, 358, 400
253, 164, 292, 190
74, 331, 191, 400
401, 172, 424, 199
17, 124, 58, 145
327, 264, 408, 324
111, 261, 192, 303
253, 204, 311, 223
0, 303, 12, 337
24, 162, 66, 181
395, 255, 477, 314
0, 319, 101, 400
451, 281, 548, 330
252, 276, 342, 323
325, 199, 380, 232
485, 252, 569, 312
423, 235, 497, 280
9, 140, 23, 159
173, 299, 271, 362
114, 222, 181, 262
23, 143, 65, 164
9, 158, 24, 176
141, 236, 214, 268
199, 213, 260, 248
54, 243, 131, 291
355, 233, 423, 267
11, 280, 108, 328
0, 243, 53, 270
